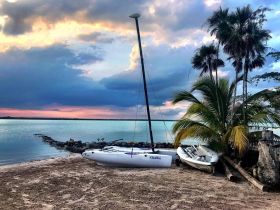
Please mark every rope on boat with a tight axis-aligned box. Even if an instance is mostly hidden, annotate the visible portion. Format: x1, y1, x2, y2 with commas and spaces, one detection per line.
132, 69, 150, 150
145, 66, 174, 144
132, 72, 142, 142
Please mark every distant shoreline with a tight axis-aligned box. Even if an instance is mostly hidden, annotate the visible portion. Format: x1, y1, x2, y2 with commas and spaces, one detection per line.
0, 116, 176, 121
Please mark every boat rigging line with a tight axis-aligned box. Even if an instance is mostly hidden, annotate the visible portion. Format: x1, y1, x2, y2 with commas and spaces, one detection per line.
130, 13, 155, 152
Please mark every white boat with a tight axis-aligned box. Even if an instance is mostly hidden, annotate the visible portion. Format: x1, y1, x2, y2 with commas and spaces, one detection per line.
82, 14, 174, 168
82, 148, 172, 168
102, 146, 177, 161
177, 145, 219, 173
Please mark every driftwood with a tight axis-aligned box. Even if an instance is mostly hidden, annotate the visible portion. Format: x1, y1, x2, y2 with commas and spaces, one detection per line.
224, 156, 268, 191
221, 158, 235, 181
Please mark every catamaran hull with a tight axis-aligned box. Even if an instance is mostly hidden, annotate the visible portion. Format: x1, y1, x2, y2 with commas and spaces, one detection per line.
82, 149, 172, 168
102, 146, 177, 161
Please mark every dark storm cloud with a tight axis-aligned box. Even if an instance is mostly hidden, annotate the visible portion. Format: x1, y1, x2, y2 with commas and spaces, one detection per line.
0, 45, 121, 108
0, 0, 148, 35
101, 68, 192, 106
0, 0, 216, 35
0, 43, 196, 109
0, 44, 178, 108
86, 0, 147, 22
101, 44, 197, 105
2, 17, 32, 35
1, 0, 279, 113
1, 0, 279, 37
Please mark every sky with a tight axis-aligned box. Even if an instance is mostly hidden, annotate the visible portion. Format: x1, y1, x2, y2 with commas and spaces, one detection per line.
0, 0, 279, 119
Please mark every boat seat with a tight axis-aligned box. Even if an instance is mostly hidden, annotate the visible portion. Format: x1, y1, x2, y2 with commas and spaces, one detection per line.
182, 147, 195, 158
197, 155, 206, 161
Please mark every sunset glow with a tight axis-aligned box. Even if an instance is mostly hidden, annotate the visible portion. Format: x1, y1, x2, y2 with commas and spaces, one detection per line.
0, 0, 279, 119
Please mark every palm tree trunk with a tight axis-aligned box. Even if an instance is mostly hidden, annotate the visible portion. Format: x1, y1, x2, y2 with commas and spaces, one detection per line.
210, 69, 214, 81
242, 61, 246, 124
243, 55, 249, 125
232, 70, 238, 115
215, 68, 218, 84
208, 59, 214, 82
215, 43, 223, 126
245, 69, 248, 106
215, 42, 220, 85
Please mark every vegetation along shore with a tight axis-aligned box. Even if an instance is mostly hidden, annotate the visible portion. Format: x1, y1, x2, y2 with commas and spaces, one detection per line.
171, 5, 280, 189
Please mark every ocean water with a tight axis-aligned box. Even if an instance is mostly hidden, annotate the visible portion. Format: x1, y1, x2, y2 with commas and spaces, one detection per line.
0, 119, 175, 165
1, 119, 279, 166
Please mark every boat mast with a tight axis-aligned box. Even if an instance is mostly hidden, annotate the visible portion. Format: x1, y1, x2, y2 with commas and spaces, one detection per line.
129, 13, 155, 152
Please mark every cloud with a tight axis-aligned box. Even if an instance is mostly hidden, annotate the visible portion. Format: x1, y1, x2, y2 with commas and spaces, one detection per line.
0, 0, 220, 50
0, 106, 124, 119
0, 0, 145, 35
128, 44, 139, 70
0, 102, 187, 119
0, 43, 195, 112
1, 0, 85, 35
216, 69, 230, 78
0, 0, 280, 120
1, 0, 279, 48
78, 32, 115, 43
204, 0, 222, 9
0, 44, 106, 108
101, 43, 197, 105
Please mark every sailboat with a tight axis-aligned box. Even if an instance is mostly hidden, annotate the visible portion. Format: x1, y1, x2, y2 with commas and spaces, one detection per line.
82, 13, 174, 168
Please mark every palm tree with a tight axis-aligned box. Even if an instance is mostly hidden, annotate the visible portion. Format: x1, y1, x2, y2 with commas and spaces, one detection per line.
239, 10, 270, 105
229, 56, 243, 114
192, 44, 224, 84
207, 7, 231, 45
207, 8, 242, 117
207, 5, 271, 124
172, 76, 280, 155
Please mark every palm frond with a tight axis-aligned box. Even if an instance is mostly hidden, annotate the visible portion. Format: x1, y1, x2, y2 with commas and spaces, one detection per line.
173, 118, 206, 133
172, 91, 201, 104
230, 125, 248, 154
185, 103, 221, 129
173, 124, 218, 148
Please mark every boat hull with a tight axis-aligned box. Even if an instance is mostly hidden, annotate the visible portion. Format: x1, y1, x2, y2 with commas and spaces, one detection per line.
180, 158, 214, 173
177, 146, 218, 173
82, 149, 172, 168
103, 146, 177, 161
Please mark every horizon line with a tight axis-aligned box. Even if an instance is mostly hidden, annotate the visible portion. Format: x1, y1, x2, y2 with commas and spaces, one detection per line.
0, 116, 177, 121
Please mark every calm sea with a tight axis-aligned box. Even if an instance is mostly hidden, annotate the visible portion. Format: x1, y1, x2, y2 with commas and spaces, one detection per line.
0, 119, 175, 165
1, 119, 279, 166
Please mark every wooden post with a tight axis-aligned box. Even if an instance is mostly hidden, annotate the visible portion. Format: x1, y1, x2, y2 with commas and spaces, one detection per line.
223, 156, 268, 191
220, 158, 236, 182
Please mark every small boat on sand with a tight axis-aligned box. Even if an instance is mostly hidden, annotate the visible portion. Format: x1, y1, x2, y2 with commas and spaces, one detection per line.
177, 145, 219, 173
82, 147, 172, 168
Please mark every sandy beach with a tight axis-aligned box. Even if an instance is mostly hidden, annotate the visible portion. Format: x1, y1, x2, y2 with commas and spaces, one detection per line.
0, 155, 279, 210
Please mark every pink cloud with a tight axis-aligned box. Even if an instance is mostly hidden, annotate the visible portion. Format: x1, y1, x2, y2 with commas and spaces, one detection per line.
0, 106, 127, 119
0, 103, 184, 120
